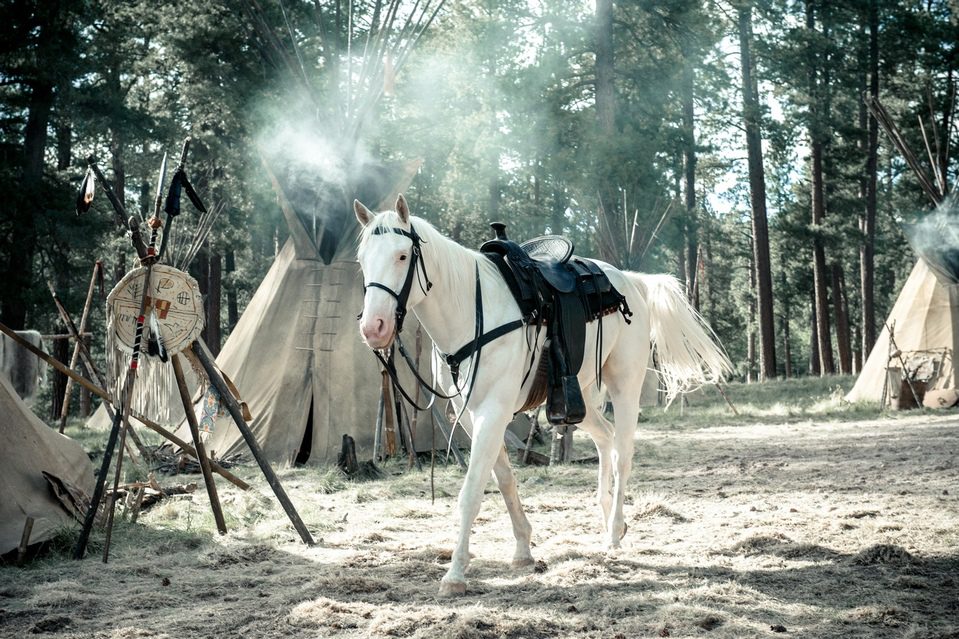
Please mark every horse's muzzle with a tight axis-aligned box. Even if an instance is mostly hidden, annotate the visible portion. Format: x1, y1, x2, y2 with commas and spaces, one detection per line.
360, 315, 396, 349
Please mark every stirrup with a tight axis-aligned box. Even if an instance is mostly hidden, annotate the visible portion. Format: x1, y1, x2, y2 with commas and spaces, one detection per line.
546, 376, 586, 425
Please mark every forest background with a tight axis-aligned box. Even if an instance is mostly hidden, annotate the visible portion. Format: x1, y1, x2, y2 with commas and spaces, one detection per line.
1, 0, 956, 420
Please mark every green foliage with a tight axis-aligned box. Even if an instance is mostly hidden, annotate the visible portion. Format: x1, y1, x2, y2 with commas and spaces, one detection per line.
0, 0, 955, 402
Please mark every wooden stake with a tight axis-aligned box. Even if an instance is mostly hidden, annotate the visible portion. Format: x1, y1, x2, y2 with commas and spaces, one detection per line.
172, 353, 227, 534
713, 383, 739, 416
16, 517, 34, 565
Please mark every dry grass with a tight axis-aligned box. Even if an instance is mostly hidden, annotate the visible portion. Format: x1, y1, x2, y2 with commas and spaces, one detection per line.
2, 375, 958, 638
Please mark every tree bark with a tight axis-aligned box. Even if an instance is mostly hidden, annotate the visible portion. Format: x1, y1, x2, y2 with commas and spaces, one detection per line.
5, 58, 57, 328
56, 120, 71, 171
681, 53, 699, 308
594, 0, 620, 265
860, 0, 879, 361
51, 321, 69, 420
831, 264, 852, 374
595, 0, 615, 135
207, 251, 222, 355
747, 234, 757, 383
809, 290, 820, 376
225, 249, 239, 330
738, 4, 777, 380
807, 0, 834, 375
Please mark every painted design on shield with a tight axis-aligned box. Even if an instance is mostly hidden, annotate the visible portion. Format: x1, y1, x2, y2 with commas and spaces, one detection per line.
108, 264, 204, 356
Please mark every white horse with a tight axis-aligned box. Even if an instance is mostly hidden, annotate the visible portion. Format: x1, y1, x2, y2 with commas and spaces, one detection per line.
354, 194, 730, 596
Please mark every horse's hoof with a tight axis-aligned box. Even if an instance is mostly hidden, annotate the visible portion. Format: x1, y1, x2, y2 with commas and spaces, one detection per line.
438, 579, 467, 597
512, 557, 536, 569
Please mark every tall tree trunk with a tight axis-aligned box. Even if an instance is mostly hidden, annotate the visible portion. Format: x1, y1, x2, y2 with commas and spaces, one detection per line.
779, 260, 792, 379
196, 245, 210, 344
807, 0, 834, 375
782, 309, 792, 379
51, 322, 69, 420
831, 264, 852, 374
225, 249, 239, 330
860, 0, 879, 362
56, 120, 71, 171
111, 132, 128, 285
3, 80, 53, 329
681, 56, 699, 308
594, 0, 620, 265
809, 291, 820, 376
674, 169, 687, 286
595, 0, 615, 135
207, 251, 222, 355
811, 139, 834, 374
747, 235, 757, 383
738, 4, 777, 380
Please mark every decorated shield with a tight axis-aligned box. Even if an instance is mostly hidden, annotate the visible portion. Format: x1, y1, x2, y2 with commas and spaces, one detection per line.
107, 264, 204, 356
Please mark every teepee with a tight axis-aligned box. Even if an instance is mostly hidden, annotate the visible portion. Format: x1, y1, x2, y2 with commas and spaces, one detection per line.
1, 373, 94, 557
171, 159, 428, 465
846, 259, 959, 404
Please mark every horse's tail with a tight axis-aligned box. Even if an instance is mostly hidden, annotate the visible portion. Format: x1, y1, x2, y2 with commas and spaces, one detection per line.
625, 272, 732, 405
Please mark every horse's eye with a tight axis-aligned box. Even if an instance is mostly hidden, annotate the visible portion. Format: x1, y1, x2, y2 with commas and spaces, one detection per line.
399, 254, 408, 261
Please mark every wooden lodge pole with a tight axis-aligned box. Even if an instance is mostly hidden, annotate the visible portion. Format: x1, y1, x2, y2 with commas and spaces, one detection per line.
172, 353, 227, 534
59, 260, 101, 433
0, 320, 249, 490
188, 340, 315, 546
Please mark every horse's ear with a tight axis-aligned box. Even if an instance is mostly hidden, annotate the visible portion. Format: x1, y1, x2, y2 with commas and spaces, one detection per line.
395, 194, 410, 224
354, 199, 373, 227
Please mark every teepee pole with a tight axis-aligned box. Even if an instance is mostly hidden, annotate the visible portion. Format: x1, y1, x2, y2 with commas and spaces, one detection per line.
188, 340, 315, 546
172, 353, 228, 535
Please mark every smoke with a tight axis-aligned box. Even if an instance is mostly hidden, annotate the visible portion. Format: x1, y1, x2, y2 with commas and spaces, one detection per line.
252, 89, 381, 261
904, 193, 959, 284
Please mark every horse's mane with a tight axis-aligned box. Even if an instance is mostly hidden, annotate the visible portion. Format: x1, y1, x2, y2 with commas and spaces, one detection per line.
359, 212, 494, 321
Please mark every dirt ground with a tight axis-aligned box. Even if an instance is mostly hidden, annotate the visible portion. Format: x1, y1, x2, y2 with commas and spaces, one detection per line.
2, 410, 958, 638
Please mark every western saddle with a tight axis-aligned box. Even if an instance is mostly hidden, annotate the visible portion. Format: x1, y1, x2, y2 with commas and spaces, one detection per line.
480, 223, 632, 424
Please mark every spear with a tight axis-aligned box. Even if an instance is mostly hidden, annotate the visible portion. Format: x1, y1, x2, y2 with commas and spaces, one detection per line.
74, 153, 168, 561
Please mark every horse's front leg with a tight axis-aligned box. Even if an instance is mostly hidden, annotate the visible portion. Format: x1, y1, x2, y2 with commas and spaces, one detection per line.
493, 446, 534, 568
439, 406, 513, 597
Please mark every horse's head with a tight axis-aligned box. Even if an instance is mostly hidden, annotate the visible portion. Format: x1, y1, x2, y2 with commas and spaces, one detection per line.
354, 194, 430, 349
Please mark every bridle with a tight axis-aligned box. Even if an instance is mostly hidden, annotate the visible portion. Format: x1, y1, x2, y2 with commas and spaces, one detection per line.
361, 223, 432, 334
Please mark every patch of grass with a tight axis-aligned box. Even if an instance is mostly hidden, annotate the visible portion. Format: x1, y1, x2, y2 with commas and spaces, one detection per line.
641, 374, 890, 428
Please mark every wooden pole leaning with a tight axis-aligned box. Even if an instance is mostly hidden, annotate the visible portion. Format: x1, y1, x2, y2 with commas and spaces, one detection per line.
0, 320, 249, 490
171, 353, 227, 535
59, 261, 101, 432
187, 340, 315, 546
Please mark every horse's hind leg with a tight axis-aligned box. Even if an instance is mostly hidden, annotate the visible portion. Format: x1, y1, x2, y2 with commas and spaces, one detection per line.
493, 447, 534, 568
601, 348, 647, 548
577, 395, 615, 530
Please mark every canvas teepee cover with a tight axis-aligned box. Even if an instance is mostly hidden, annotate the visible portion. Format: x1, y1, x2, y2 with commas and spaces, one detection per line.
173, 159, 426, 466
846, 259, 959, 403
0, 374, 94, 556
